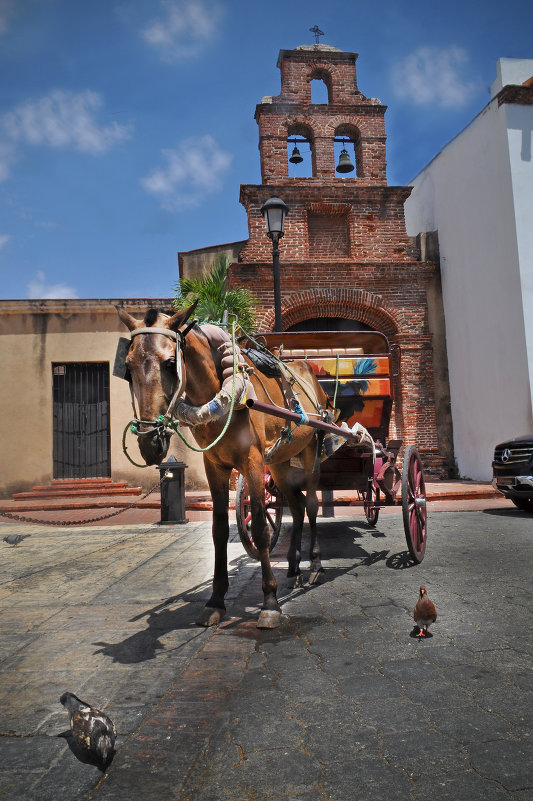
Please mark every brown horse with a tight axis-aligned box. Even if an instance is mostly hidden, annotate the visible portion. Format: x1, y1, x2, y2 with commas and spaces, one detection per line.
117, 303, 330, 628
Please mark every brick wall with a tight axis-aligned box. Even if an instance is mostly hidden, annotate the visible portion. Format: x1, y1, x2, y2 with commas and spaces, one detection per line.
227, 45, 450, 476
239, 184, 414, 264
308, 212, 349, 257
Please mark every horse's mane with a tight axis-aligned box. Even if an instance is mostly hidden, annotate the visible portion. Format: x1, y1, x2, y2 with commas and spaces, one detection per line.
143, 308, 206, 337
144, 308, 168, 326
193, 323, 209, 340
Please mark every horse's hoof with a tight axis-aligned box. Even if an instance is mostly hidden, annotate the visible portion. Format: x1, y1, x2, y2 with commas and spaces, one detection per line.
308, 569, 325, 585
286, 574, 303, 589
196, 606, 225, 627
257, 609, 282, 629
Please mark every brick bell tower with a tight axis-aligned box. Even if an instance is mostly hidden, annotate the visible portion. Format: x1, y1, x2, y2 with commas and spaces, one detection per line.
230, 42, 449, 476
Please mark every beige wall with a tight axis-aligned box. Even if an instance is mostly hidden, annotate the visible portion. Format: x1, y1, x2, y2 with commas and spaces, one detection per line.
0, 299, 208, 498
178, 241, 246, 279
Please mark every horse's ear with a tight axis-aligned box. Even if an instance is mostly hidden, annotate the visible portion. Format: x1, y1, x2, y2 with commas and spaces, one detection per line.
166, 300, 199, 332
116, 305, 142, 332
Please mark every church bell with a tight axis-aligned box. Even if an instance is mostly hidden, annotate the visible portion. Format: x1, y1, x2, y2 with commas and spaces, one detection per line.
289, 144, 303, 164
336, 147, 354, 174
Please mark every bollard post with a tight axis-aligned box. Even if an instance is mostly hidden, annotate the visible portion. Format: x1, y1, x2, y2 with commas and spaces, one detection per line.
157, 455, 188, 524
321, 489, 335, 517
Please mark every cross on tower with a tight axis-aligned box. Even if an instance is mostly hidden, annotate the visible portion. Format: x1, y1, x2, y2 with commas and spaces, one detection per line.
309, 25, 324, 45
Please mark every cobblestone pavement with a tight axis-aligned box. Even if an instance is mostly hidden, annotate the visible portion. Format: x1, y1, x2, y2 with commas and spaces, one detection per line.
0, 504, 531, 801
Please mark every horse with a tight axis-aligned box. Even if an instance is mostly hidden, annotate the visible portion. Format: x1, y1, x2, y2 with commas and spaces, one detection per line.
116, 303, 330, 629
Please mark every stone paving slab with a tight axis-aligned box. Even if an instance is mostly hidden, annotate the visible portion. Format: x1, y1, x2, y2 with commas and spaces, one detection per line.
0, 504, 532, 801
164, 507, 532, 801
0, 519, 253, 800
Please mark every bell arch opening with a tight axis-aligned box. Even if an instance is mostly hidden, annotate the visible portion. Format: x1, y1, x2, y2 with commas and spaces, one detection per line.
334, 124, 362, 178
310, 71, 332, 104
287, 123, 314, 178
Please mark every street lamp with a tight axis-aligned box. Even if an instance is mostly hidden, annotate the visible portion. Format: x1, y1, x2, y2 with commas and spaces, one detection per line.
260, 195, 289, 332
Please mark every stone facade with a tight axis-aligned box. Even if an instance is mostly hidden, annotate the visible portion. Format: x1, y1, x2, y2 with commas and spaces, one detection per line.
0, 299, 208, 498
228, 44, 451, 476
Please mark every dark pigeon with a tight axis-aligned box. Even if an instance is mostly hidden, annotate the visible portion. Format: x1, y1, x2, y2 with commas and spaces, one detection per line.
60, 692, 116, 764
3, 534, 31, 546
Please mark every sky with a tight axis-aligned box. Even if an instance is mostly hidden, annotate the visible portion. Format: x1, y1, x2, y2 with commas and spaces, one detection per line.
1, 0, 532, 301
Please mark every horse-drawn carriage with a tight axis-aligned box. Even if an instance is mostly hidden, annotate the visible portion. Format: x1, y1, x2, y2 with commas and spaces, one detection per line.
235, 329, 427, 565
116, 303, 428, 628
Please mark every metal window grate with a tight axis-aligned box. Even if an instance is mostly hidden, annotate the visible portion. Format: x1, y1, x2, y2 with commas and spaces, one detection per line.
52, 363, 110, 479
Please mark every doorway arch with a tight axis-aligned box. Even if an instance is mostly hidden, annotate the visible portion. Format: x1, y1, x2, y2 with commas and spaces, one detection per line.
260, 287, 400, 341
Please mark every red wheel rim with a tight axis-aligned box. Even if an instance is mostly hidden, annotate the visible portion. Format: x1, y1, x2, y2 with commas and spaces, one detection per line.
402, 446, 427, 563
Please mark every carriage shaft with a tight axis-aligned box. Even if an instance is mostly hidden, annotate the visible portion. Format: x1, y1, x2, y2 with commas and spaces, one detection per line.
245, 398, 362, 443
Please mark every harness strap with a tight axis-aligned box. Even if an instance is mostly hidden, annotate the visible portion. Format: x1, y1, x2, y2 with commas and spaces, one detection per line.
130, 327, 178, 339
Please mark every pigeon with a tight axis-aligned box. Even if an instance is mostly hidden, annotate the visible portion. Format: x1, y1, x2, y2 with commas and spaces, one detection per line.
413, 585, 437, 638
60, 692, 116, 764
3, 534, 31, 546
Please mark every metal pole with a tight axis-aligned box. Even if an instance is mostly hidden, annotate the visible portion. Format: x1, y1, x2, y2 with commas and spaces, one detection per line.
272, 232, 282, 332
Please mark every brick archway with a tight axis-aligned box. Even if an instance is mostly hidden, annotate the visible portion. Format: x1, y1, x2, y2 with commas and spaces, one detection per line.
260, 288, 400, 340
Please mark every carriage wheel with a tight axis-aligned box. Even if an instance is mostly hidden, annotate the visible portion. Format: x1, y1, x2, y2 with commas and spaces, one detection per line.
363, 481, 380, 526
401, 445, 427, 563
236, 471, 283, 560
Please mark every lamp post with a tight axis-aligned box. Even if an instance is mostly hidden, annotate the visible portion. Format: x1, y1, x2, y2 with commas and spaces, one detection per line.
260, 195, 289, 332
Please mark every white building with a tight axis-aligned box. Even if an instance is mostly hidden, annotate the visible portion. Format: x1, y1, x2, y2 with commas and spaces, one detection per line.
404, 58, 533, 480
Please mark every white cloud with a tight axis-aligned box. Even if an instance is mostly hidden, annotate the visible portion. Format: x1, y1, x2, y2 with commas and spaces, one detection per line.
0, 140, 16, 182
393, 46, 479, 108
141, 0, 222, 62
27, 271, 79, 299
0, 0, 14, 35
141, 134, 232, 209
3, 90, 132, 155
0, 233, 10, 250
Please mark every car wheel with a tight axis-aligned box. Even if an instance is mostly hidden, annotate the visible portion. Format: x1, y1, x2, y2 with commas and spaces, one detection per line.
511, 496, 533, 512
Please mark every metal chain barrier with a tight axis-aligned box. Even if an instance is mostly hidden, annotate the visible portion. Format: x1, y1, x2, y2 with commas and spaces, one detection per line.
0, 477, 164, 527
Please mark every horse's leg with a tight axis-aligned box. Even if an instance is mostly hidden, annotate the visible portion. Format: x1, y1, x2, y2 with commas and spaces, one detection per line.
298, 440, 325, 585
270, 462, 306, 589
196, 459, 231, 627
246, 460, 282, 629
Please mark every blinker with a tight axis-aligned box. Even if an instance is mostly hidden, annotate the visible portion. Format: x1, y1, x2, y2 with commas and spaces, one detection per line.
113, 337, 132, 381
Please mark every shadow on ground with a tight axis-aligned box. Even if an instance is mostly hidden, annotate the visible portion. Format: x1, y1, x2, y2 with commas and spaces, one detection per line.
92, 579, 214, 664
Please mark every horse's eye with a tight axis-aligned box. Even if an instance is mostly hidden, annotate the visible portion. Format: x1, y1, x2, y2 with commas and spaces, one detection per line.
165, 358, 176, 370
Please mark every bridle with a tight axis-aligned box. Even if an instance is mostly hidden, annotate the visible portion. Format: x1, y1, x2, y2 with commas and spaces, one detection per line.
122, 314, 245, 465
127, 321, 193, 438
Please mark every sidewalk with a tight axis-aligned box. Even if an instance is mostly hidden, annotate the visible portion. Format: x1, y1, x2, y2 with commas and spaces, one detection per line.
0, 480, 504, 528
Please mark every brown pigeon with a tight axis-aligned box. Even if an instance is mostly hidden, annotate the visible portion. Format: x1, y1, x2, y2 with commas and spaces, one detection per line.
413, 585, 437, 637
60, 692, 116, 764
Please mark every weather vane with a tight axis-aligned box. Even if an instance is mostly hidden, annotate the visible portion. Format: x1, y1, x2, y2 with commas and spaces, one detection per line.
309, 26, 324, 45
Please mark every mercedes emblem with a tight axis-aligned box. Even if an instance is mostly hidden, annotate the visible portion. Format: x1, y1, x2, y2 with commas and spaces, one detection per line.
501, 448, 511, 463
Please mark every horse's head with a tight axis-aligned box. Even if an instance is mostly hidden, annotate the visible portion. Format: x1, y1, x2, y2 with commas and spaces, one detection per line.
116, 302, 197, 465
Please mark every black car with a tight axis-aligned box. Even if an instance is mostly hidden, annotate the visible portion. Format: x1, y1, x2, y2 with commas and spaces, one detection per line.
492, 434, 533, 511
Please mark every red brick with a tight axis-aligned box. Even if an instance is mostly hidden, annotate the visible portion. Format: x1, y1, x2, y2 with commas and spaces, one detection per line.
228, 46, 446, 476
